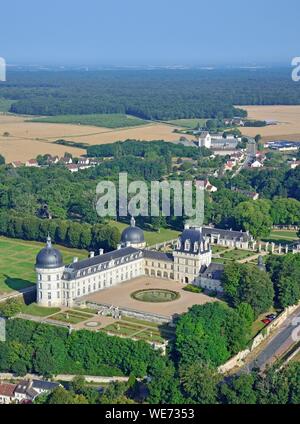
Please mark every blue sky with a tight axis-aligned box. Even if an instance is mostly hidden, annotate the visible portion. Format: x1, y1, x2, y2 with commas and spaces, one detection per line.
1, 0, 299, 66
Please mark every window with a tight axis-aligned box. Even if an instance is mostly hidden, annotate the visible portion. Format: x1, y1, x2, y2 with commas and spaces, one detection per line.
48, 275, 51, 282
48, 292, 51, 300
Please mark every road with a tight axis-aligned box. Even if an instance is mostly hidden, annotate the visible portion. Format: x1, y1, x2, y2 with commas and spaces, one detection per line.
240, 305, 300, 373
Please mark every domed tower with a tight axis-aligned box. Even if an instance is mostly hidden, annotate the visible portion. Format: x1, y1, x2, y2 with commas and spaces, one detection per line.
120, 217, 146, 249
35, 235, 65, 307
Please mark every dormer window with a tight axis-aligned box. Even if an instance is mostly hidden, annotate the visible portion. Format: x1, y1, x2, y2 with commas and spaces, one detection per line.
194, 242, 199, 252
185, 239, 191, 251
177, 238, 182, 250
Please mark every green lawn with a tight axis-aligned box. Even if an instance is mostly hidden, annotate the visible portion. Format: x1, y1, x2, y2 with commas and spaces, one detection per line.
262, 230, 299, 245
109, 220, 179, 246
21, 303, 60, 317
166, 118, 207, 128
29, 114, 149, 128
0, 236, 87, 294
50, 312, 88, 324
221, 249, 254, 261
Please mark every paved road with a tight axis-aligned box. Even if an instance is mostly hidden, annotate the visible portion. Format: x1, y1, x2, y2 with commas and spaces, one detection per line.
240, 305, 300, 373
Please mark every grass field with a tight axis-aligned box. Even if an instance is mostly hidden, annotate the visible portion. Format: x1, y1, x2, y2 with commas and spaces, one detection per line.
166, 118, 207, 128
21, 303, 60, 317
0, 99, 15, 112
109, 220, 179, 245
0, 237, 87, 294
262, 230, 299, 244
29, 114, 149, 128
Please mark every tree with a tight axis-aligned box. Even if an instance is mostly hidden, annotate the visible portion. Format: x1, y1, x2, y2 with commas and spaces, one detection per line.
266, 254, 300, 308
0, 298, 23, 318
0, 154, 5, 165
233, 199, 273, 238
175, 303, 250, 367
220, 374, 257, 404
222, 262, 274, 317
180, 361, 220, 404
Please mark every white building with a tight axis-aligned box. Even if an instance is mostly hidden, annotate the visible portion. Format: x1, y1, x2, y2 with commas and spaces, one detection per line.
35, 220, 254, 307
198, 131, 212, 149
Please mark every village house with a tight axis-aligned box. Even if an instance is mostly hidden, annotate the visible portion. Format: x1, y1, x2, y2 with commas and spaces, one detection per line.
290, 160, 300, 170
25, 159, 39, 168
0, 379, 61, 404
231, 187, 259, 200
60, 156, 73, 165
11, 161, 23, 168
66, 163, 79, 173
203, 179, 218, 193
251, 160, 263, 168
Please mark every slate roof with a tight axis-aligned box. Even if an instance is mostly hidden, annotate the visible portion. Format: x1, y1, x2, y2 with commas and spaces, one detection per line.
31, 380, 60, 391
143, 250, 174, 262
63, 247, 143, 279
200, 262, 225, 280
202, 226, 252, 242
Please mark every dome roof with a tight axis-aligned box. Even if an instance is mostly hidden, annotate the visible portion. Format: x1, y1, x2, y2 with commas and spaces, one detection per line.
35, 236, 63, 269
121, 217, 144, 245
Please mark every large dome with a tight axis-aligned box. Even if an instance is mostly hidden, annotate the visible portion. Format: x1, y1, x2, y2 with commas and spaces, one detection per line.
121, 217, 145, 245
35, 236, 63, 269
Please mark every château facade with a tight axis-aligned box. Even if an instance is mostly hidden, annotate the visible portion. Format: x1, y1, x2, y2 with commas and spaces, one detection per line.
35, 218, 252, 308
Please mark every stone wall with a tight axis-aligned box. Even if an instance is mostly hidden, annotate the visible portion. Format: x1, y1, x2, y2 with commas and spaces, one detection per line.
218, 301, 300, 374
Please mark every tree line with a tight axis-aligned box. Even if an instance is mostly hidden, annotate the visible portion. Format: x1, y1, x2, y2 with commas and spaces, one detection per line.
0, 211, 120, 251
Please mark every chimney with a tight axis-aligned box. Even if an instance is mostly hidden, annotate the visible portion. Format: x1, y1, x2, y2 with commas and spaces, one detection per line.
89, 251, 95, 258
73, 257, 78, 263
117, 244, 122, 250
184, 223, 190, 230
99, 248, 104, 255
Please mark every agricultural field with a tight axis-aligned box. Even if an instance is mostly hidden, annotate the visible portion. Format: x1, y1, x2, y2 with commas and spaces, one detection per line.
0, 114, 193, 163
30, 113, 149, 128
108, 220, 179, 245
166, 118, 207, 128
0, 237, 87, 295
240, 105, 300, 141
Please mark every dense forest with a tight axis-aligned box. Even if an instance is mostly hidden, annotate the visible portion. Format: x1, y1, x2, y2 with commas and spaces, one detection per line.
1, 68, 299, 119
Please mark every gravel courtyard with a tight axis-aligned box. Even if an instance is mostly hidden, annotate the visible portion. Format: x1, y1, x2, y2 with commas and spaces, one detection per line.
79, 276, 217, 318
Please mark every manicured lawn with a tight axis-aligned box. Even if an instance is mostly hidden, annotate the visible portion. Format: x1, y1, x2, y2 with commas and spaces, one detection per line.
50, 312, 88, 324
29, 113, 149, 128
108, 220, 180, 246
103, 321, 165, 343
0, 236, 87, 294
21, 303, 60, 317
262, 230, 299, 244
221, 249, 254, 261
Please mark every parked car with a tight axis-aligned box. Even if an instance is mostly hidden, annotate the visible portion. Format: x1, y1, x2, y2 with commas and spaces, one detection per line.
266, 313, 277, 321
262, 318, 272, 325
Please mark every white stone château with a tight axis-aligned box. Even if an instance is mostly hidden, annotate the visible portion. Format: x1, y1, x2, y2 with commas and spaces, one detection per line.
35, 220, 252, 308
